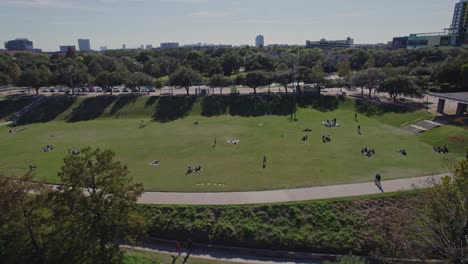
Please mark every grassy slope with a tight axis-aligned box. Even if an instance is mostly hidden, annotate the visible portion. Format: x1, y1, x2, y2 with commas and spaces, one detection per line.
124, 249, 240, 264
0, 96, 464, 192
136, 192, 422, 256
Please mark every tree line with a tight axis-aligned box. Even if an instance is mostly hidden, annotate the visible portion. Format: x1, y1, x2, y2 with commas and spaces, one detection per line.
0, 46, 467, 98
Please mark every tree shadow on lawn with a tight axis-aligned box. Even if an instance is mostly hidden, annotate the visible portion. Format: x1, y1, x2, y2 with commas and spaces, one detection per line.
145, 96, 159, 108
16, 96, 77, 125
153, 95, 196, 123
110, 94, 141, 115
0, 96, 37, 120
67, 96, 116, 122
354, 99, 426, 117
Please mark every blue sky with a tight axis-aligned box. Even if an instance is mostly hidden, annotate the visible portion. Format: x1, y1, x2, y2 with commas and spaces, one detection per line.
0, 0, 460, 51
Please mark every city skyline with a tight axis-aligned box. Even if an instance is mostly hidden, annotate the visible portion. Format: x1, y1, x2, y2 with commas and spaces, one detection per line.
0, 0, 461, 51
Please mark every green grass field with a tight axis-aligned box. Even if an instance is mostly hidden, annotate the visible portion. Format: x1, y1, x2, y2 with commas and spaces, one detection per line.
0, 96, 465, 192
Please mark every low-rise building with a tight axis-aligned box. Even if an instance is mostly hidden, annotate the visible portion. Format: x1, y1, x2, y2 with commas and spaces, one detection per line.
160, 42, 180, 49
4, 38, 34, 51
306, 37, 354, 49
60, 45, 76, 54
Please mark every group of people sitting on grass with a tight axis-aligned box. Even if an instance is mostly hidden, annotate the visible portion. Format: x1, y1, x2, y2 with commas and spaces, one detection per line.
399, 149, 407, 156
361, 148, 376, 157
433, 146, 449, 154
149, 160, 160, 166
187, 165, 202, 174
323, 118, 340, 128
42, 145, 54, 152
227, 139, 240, 145
193, 121, 199, 126
29, 164, 37, 171
68, 149, 80, 156
303, 128, 312, 132
8, 129, 17, 134
302, 135, 309, 141
322, 134, 331, 143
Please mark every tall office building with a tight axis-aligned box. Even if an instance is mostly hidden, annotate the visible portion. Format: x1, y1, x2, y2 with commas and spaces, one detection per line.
449, 0, 468, 45
146, 44, 153, 50
122, 44, 126, 50
4, 38, 34, 50
78, 39, 91, 51
255, 35, 264, 48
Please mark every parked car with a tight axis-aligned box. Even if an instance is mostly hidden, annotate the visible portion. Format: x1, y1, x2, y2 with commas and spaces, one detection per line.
50, 88, 56, 93
113, 88, 120, 93
88, 87, 95, 92
148, 88, 156, 92
95, 87, 103, 92
131, 88, 139, 93
57, 88, 65, 93
123, 88, 130, 93
42, 88, 49, 93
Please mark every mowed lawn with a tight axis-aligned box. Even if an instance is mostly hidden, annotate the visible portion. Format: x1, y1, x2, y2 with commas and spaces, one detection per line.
0, 105, 464, 192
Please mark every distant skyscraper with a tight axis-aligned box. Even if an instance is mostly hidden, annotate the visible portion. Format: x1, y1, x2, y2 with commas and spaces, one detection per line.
60, 45, 76, 53
122, 44, 126, 50
146, 44, 153, 50
78, 39, 91, 51
4, 38, 34, 51
255, 35, 264, 48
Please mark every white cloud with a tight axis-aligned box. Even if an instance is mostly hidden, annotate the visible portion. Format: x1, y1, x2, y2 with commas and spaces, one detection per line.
2, 0, 90, 9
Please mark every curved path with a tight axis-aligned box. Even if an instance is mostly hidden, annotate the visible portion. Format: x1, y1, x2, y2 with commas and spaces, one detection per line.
138, 174, 447, 205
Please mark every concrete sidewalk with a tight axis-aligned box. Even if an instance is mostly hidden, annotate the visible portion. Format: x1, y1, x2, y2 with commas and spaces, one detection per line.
138, 174, 447, 205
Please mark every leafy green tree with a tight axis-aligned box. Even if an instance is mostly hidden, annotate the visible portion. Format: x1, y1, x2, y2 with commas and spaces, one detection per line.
169, 66, 202, 95
235, 74, 245, 86
209, 74, 232, 94
0, 72, 10, 86
415, 159, 468, 263
350, 49, 369, 70
304, 64, 325, 85
18, 68, 41, 94
126, 72, 153, 92
54, 147, 147, 264
276, 70, 293, 93
300, 48, 324, 68
94, 71, 112, 93
381, 75, 421, 101
8, 61, 21, 85
337, 59, 351, 79
245, 70, 271, 94
222, 53, 242, 76
351, 68, 386, 97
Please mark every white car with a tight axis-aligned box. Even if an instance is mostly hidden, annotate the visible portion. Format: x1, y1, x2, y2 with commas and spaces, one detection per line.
95, 87, 103, 92
42, 88, 49, 93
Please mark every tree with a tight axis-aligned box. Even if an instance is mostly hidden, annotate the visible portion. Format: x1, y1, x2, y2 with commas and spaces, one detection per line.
276, 70, 293, 93
209, 74, 232, 94
126, 72, 153, 92
304, 64, 325, 86
381, 75, 421, 101
54, 147, 146, 264
8, 61, 21, 85
337, 59, 351, 79
0, 72, 10, 86
245, 71, 270, 94
18, 68, 41, 94
169, 67, 202, 95
94, 71, 112, 94
351, 68, 386, 97
350, 49, 369, 70
222, 53, 242, 76
415, 160, 468, 263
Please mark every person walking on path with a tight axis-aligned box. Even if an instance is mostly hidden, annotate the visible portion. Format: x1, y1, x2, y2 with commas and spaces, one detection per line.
374, 173, 383, 193
263, 156, 267, 169
212, 137, 217, 149
358, 125, 361, 134
174, 241, 182, 257
355, 113, 358, 122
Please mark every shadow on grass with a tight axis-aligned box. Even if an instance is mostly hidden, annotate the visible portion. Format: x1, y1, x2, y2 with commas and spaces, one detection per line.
110, 94, 140, 115
354, 99, 425, 117
16, 96, 77, 125
0, 96, 37, 120
145, 96, 159, 108
68, 96, 116, 122
153, 95, 196, 122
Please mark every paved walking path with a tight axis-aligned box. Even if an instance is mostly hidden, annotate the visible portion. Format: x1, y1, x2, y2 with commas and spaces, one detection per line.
138, 174, 447, 205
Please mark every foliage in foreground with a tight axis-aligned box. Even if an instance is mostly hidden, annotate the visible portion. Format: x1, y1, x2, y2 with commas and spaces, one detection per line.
0, 148, 147, 264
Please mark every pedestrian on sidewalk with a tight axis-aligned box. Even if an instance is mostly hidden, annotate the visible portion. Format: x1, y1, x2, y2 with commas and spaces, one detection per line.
175, 241, 182, 256
374, 173, 383, 193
